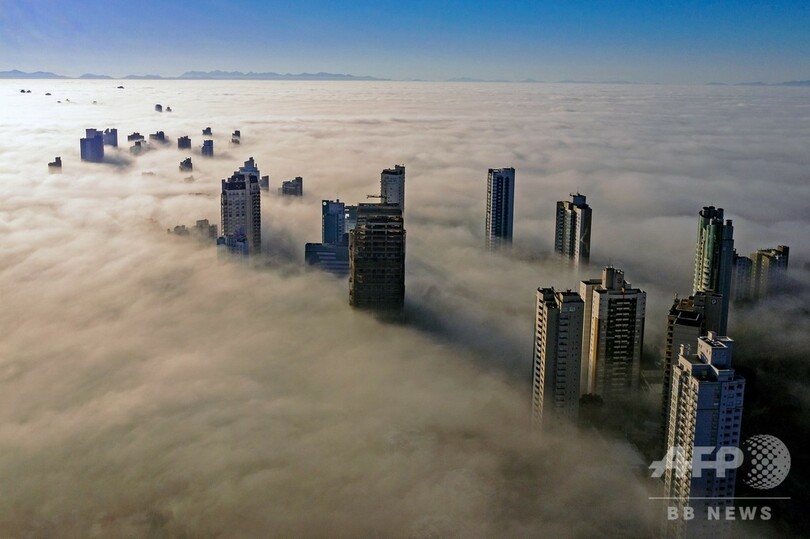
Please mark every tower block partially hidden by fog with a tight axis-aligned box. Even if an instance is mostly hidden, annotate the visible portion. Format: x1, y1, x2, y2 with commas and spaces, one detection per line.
485, 167, 515, 250
659, 291, 722, 448
692, 206, 734, 334
580, 267, 646, 402
664, 333, 745, 539
380, 164, 405, 211
218, 157, 262, 256
532, 288, 584, 430
349, 203, 406, 310
555, 193, 592, 266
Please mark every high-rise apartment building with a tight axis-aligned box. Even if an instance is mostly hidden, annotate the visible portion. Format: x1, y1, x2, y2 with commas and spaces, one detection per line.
306, 200, 350, 276
554, 193, 592, 266
80, 128, 104, 162
380, 164, 405, 211
485, 167, 515, 250
664, 333, 745, 539
532, 288, 584, 429
279, 177, 303, 197
102, 128, 118, 147
580, 267, 646, 402
201, 139, 214, 157
219, 158, 262, 256
349, 203, 406, 309
660, 292, 722, 448
730, 250, 753, 302
322, 199, 347, 244
750, 245, 789, 300
692, 206, 734, 334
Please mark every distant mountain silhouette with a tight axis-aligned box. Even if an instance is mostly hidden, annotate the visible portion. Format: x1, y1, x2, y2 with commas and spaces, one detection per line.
0, 69, 68, 79
447, 77, 511, 82
79, 73, 113, 79
178, 70, 387, 81
706, 79, 810, 87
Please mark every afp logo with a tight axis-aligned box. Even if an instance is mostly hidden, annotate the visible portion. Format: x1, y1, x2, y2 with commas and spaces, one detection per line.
740, 435, 791, 489
650, 434, 791, 489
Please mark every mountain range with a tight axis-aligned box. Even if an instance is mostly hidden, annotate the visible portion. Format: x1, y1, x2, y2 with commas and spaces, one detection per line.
2, 69, 809, 86
0, 69, 388, 81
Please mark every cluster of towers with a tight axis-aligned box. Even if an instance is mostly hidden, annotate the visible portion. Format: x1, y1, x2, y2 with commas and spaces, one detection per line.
529, 199, 789, 538
303, 165, 407, 311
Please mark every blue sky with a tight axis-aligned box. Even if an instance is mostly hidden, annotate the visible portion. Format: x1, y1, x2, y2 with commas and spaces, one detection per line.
1, 0, 809, 82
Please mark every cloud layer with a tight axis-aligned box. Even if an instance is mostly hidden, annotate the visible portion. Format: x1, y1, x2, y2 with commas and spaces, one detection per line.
1, 80, 807, 536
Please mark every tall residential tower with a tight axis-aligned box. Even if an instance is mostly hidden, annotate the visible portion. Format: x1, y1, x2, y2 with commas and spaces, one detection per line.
380, 165, 405, 211
663, 333, 745, 539
555, 193, 592, 266
580, 267, 646, 402
532, 288, 584, 429
692, 206, 734, 334
485, 167, 515, 250
219, 158, 262, 256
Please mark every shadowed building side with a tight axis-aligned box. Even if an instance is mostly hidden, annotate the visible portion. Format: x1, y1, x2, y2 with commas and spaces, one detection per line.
349, 203, 405, 310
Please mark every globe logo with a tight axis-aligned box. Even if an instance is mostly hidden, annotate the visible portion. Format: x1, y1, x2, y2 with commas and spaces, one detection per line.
742, 435, 791, 489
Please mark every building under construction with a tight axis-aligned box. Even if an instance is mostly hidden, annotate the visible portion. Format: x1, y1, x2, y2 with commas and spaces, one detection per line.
349, 203, 406, 310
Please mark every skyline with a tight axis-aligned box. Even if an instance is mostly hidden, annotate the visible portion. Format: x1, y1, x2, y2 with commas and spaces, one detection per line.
1, 1, 809, 84
1, 77, 807, 534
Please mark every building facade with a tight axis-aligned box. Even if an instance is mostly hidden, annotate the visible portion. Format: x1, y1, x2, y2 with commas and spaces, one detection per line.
380, 164, 405, 211
750, 245, 789, 301
485, 167, 515, 250
279, 177, 303, 196
322, 199, 347, 245
219, 158, 262, 255
80, 128, 104, 162
349, 203, 406, 309
664, 333, 745, 539
554, 193, 592, 266
532, 288, 584, 429
201, 139, 214, 157
581, 267, 646, 402
692, 206, 734, 334
660, 292, 723, 448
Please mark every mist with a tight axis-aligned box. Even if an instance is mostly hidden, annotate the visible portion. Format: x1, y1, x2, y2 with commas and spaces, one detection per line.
1, 80, 807, 536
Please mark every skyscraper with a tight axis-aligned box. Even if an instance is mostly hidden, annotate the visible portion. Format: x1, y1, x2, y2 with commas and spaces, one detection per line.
664, 333, 745, 539
322, 199, 347, 244
692, 206, 734, 334
79, 128, 104, 162
349, 203, 406, 310
279, 177, 303, 197
578, 276, 603, 395
750, 245, 789, 300
660, 291, 722, 448
580, 267, 646, 402
305, 200, 350, 276
202, 139, 214, 157
219, 158, 262, 256
554, 193, 592, 266
102, 128, 118, 147
532, 288, 584, 429
380, 164, 405, 211
730, 250, 753, 303
485, 167, 515, 250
